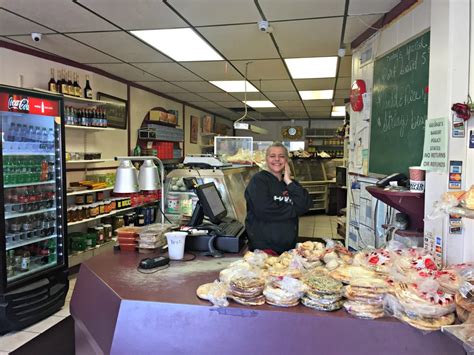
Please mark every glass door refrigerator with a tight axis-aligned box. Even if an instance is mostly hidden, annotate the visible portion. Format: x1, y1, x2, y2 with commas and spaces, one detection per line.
0, 85, 68, 334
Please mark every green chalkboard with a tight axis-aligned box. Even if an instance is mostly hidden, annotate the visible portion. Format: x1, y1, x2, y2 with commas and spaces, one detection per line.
369, 31, 430, 176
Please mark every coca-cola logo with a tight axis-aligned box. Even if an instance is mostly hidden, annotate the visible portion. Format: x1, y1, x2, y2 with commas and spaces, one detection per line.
8, 95, 29, 111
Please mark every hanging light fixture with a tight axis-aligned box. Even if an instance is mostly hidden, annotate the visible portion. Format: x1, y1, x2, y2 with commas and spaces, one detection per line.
113, 159, 139, 193
139, 159, 160, 191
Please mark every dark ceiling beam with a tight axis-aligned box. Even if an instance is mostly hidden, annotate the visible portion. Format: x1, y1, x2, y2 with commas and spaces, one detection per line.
351, 0, 419, 49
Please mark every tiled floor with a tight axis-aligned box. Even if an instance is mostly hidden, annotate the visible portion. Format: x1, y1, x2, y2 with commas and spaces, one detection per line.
299, 213, 343, 240
0, 275, 76, 354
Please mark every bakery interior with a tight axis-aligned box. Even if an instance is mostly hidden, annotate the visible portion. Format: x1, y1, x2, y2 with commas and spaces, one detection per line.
1, 0, 474, 354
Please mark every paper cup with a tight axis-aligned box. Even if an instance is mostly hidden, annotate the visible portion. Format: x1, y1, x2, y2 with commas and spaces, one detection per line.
165, 232, 187, 260
409, 166, 425, 193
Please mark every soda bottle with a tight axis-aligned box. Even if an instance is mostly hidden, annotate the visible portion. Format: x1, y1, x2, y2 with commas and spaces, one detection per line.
41, 128, 48, 143
20, 124, 28, 142
28, 125, 35, 142
20, 250, 30, 272
40, 158, 48, 181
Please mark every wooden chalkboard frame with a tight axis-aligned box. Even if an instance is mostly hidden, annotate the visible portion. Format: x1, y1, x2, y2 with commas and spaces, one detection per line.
369, 31, 430, 177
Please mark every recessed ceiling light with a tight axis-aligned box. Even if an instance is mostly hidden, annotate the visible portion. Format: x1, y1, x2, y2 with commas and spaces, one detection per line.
299, 90, 334, 100
131, 28, 223, 62
210, 81, 259, 93
244, 100, 275, 108
331, 106, 346, 117
285, 57, 338, 79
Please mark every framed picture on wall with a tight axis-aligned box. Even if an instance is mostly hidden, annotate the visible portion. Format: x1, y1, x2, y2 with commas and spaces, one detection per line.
202, 114, 213, 133
97, 92, 128, 129
190, 115, 199, 144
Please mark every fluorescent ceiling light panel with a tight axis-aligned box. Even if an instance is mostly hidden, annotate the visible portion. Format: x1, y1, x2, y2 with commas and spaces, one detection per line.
331, 106, 346, 117
299, 90, 334, 100
285, 57, 338, 79
210, 81, 259, 93
131, 28, 223, 62
244, 100, 275, 108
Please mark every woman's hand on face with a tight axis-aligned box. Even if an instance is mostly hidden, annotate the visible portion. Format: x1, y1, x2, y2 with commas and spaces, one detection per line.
283, 162, 292, 185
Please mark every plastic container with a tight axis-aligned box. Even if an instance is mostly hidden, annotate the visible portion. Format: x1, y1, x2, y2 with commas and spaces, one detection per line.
120, 243, 136, 252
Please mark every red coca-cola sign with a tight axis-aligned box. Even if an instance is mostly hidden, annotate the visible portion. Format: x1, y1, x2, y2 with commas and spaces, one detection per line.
0, 92, 59, 116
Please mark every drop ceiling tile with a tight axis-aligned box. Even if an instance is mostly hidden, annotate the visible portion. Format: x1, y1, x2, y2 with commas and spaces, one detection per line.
251, 80, 295, 92
87, 63, 157, 81
308, 110, 331, 118
10, 34, 120, 64
339, 56, 352, 77
287, 112, 309, 119
172, 81, 223, 93
219, 101, 246, 108
273, 101, 305, 109
264, 91, 300, 101
294, 78, 335, 91
167, 92, 207, 102
254, 107, 282, 113
0, 10, 51, 36
344, 15, 382, 43
231, 92, 268, 101
273, 18, 342, 58
334, 89, 349, 99
283, 108, 307, 114
69, 32, 171, 63
259, 0, 346, 20
78, 0, 186, 30
232, 59, 289, 80
182, 62, 243, 81
197, 92, 241, 102
3, 1, 117, 32
170, 0, 259, 26
199, 24, 279, 60
334, 98, 346, 106
336, 76, 352, 90
303, 100, 332, 108
134, 81, 188, 93
348, 0, 400, 16
188, 101, 223, 108
134, 63, 201, 81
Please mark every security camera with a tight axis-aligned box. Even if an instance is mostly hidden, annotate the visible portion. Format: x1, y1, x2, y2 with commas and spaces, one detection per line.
258, 20, 269, 32
31, 33, 42, 42
338, 47, 346, 58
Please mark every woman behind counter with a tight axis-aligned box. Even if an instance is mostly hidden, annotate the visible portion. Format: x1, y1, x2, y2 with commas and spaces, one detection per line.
245, 142, 312, 254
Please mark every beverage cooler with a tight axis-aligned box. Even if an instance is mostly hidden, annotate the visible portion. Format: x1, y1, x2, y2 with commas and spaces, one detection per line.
0, 85, 68, 334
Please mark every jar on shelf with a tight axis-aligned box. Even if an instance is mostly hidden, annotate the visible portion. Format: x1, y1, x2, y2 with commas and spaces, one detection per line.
85, 194, 94, 205
89, 203, 99, 218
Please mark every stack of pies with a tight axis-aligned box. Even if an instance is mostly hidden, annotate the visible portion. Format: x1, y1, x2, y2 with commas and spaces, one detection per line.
391, 283, 456, 330
455, 292, 474, 322
228, 276, 266, 306
196, 281, 229, 307
263, 285, 301, 307
301, 275, 344, 311
343, 277, 388, 319
330, 265, 377, 284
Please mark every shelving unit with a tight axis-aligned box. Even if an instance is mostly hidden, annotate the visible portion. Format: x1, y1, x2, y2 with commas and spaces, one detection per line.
67, 205, 137, 226
7, 261, 58, 282
33, 88, 104, 105
66, 187, 113, 197
65, 125, 116, 132
6, 234, 57, 251
66, 159, 114, 164
68, 238, 116, 268
5, 207, 56, 220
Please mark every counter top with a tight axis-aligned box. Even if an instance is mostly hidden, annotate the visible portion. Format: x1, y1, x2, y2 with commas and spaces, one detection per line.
71, 250, 464, 355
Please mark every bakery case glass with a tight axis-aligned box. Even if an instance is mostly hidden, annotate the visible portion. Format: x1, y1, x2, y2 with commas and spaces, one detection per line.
214, 136, 253, 166
164, 166, 258, 224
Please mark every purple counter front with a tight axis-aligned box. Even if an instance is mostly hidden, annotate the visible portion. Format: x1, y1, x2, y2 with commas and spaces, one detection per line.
70, 250, 464, 355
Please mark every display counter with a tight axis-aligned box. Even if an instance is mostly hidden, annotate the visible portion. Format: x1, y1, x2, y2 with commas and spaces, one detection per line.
70, 250, 463, 355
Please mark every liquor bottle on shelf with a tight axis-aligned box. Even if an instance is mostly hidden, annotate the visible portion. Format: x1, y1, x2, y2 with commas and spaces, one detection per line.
60, 70, 68, 95
67, 71, 74, 96
73, 73, 81, 98
84, 75, 92, 99
48, 68, 57, 93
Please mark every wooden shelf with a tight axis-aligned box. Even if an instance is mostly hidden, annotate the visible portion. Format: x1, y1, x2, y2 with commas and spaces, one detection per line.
201, 132, 218, 137
33, 88, 105, 105
143, 120, 179, 128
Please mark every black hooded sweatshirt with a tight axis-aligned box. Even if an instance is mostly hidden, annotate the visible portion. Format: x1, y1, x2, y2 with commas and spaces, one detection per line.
244, 170, 312, 254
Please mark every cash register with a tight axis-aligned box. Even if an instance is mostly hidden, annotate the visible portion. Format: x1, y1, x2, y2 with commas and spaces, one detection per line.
183, 181, 246, 255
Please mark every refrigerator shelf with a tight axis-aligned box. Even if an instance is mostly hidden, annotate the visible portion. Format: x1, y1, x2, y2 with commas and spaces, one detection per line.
4, 180, 55, 189
7, 260, 58, 283
6, 234, 57, 251
4, 152, 55, 156
5, 207, 56, 220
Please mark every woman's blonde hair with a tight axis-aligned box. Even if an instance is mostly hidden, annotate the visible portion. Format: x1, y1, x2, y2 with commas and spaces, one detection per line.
266, 142, 289, 159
